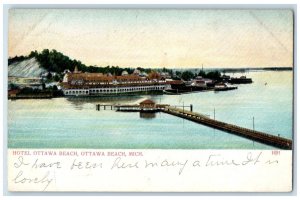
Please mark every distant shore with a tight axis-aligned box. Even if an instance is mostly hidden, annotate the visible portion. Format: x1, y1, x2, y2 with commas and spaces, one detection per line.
173, 67, 293, 73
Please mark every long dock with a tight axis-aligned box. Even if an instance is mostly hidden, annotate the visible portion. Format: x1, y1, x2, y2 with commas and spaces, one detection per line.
162, 106, 292, 150
96, 103, 292, 150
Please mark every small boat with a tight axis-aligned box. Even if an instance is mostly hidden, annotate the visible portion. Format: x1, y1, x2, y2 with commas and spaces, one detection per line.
229, 76, 252, 84
163, 90, 182, 95
214, 83, 237, 91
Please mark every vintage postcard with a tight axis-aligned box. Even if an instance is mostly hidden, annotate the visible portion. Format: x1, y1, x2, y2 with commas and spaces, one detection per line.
6, 8, 293, 192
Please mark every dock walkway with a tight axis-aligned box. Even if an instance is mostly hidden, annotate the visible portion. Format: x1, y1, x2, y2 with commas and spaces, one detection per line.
96, 103, 292, 150
162, 106, 292, 150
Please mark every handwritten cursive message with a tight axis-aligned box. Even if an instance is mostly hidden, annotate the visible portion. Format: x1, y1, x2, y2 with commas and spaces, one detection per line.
8, 149, 284, 192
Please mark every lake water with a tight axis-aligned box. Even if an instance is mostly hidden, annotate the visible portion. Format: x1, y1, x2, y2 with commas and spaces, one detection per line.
8, 70, 293, 149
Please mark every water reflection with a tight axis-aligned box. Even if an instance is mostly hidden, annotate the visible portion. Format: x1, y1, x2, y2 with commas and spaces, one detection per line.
66, 95, 142, 109
140, 112, 156, 119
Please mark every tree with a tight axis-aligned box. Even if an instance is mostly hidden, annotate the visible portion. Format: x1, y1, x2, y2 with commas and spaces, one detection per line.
8, 55, 26, 65
9, 83, 19, 90
175, 71, 182, 77
28, 50, 38, 58
206, 71, 221, 80
46, 72, 52, 79
181, 71, 195, 81
9, 49, 173, 78
53, 75, 60, 82
198, 70, 206, 77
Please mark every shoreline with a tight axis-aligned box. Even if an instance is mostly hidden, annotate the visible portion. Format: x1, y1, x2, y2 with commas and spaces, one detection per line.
7, 88, 233, 100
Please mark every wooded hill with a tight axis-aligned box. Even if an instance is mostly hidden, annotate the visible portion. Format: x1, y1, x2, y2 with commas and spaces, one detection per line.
8, 49, 152, 76
8, 49, 222, 81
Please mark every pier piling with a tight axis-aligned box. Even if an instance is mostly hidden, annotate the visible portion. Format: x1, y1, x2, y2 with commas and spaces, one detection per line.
96, 104, 100, 111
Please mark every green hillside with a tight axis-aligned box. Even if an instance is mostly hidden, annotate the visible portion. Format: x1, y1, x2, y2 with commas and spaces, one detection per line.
8, 49, 137, 76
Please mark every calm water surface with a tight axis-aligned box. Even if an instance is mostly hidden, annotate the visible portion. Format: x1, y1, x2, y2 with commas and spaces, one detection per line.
8, 70, 293, 149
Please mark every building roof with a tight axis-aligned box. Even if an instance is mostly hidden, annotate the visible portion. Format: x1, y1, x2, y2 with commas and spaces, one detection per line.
68, 73, 113, 82
67, 72, 143, 83
115, 75, 142, 81
139, 99, 156, 105
166, 80, 183, 85
8, 89, 20, 95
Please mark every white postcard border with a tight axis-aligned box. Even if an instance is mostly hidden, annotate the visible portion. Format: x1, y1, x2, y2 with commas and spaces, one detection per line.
1, 1, 298, 197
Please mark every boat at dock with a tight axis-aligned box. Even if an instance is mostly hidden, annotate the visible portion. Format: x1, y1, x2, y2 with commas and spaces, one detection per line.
229, 76, 253, 84
214, 83, 238, 91
163, 90, 182, 95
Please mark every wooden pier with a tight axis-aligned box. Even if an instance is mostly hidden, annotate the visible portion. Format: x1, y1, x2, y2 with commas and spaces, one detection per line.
162, 106, 292, 150
96, 101, 292, 150
96, 104, 166, 112
96, 104, 115, 110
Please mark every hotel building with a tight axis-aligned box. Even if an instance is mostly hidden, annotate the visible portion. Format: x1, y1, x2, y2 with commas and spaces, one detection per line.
61, 67, 170, 96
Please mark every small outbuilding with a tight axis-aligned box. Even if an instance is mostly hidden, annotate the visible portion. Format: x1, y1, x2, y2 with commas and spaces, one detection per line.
139, 99, 156, 108
8, 89, 20, 98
